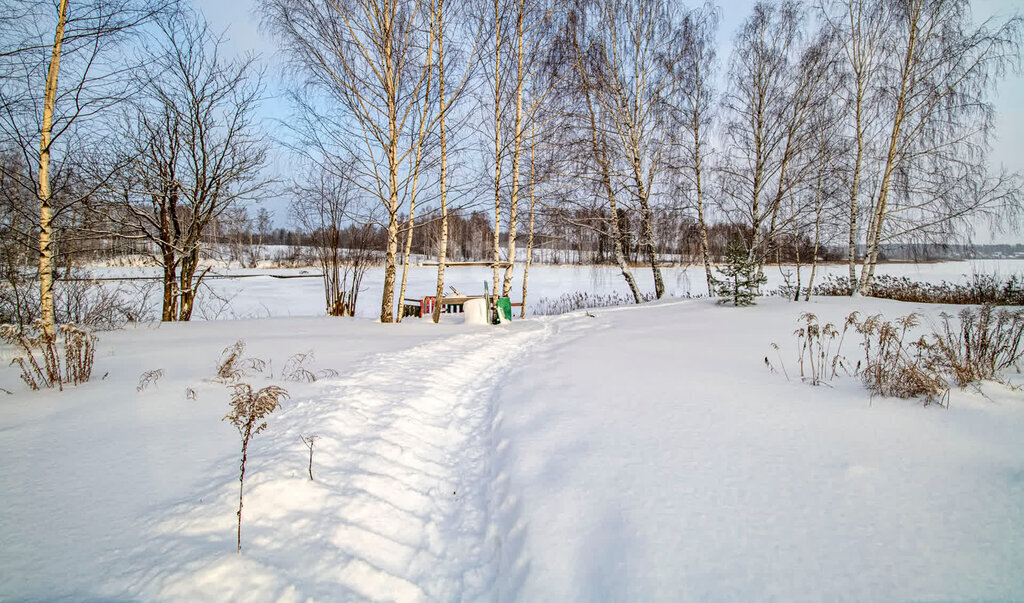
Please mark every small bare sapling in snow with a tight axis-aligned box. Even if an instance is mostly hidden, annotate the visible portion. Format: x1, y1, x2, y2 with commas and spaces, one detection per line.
300, 434, 319, 480
246, 357, 268, 376
223, 383, 288, 553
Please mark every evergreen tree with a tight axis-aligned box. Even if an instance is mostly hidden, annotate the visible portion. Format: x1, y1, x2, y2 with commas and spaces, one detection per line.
713, 239, 767, 306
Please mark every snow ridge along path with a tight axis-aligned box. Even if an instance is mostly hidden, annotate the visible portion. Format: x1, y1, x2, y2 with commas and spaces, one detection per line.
110, 319, 556, 601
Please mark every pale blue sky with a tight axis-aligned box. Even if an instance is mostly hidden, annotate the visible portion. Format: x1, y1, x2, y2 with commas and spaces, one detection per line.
200, 0, 1024, 243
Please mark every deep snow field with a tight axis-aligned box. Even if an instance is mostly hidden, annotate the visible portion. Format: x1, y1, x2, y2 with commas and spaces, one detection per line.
2, 260, 1024, 601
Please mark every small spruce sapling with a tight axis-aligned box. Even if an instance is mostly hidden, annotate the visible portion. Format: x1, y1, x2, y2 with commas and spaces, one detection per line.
712, 240, 767, 306
223, 383, 289, 553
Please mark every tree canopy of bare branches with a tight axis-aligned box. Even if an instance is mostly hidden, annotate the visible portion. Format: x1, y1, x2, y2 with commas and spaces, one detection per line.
0, 0, 176, 333
263, 0, 436, 322
98, 10, 269, 321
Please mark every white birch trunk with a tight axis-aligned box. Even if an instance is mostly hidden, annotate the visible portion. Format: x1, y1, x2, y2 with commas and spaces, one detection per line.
38, 0, 69, 336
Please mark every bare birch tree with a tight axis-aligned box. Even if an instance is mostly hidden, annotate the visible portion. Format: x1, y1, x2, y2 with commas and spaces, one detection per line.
430, 0, 453, 323
481, 0, 510, 297
855, 0, 1022, 292
0, 0, 173, 334
802, 91, 847, 300
720, 0, 802, 280
821, 0, 887, 282
264, 0, 435, 322
674, 4, 718, 295
495, 0, 556, 298
583, 0, 694, 299
395, 17, 436, 323
562, 5, 642, 302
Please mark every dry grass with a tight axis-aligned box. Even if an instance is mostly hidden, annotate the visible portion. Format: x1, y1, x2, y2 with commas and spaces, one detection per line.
1, 320, 97, 391
793, 312, 856, 385
932, 306, 1024, 386
810, 273, 1024, 305
217, 340, 248, 381
533, 291, 657, 316
282, 352, 338, 382
136, 369, 164, 392
215, 340, 269, 382
779, 306, 1024, 405
855, 313, 948, 406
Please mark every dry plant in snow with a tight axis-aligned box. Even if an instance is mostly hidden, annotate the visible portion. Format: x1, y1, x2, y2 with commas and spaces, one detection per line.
1, 321, 97, 391
779, 308, 1024, 406
282, 351, 338, 382
932, 306, 1024, 386
300, 434, 319, 481
223, 383, 288, 553
216, 340, 268, 382
793, 312, 856, 386
61, 324, 97, 386
217, 341, 247, 381
136, 369, 164, 392
855, 313, 948, 406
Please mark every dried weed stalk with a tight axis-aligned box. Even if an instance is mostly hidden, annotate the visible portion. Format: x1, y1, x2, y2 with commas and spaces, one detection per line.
1, 320, 96, 391
855, 313, 948, 406
300, 434, 319, 481
794, 312, 855, 385
766, 342, 790, 380
217, 340, 247, 381
223, 383, 289, 553
216, 340, 268, 382
932, 306, 1024, 386
282, 352, 338, 383
136, 369, 164, 392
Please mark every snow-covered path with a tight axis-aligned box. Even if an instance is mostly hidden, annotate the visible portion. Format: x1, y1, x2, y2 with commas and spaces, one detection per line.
107, 319, 555, 601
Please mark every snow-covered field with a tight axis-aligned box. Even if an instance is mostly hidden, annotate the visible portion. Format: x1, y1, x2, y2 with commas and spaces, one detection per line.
2, 262, 1023, 600
86, 258, 1024, 320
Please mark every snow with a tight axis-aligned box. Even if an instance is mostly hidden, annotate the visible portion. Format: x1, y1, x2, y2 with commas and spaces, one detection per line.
2, 263, 1023, 600
493, 297, 1024, 600
462, 298, 488, 325
83, 258, 1024, 320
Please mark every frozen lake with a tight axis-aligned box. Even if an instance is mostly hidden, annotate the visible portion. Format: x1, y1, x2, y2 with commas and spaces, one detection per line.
85, 259, 1024, 321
